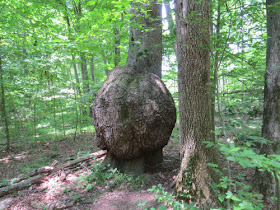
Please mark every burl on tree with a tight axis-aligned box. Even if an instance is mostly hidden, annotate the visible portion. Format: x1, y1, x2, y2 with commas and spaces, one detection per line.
93, 66, 176, 174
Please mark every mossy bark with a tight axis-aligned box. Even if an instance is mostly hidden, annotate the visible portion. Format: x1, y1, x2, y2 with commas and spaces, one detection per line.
103, 148, 163, 174
252, 0, 280, 200
175, 0, 221, 208
93, 66, 176, 173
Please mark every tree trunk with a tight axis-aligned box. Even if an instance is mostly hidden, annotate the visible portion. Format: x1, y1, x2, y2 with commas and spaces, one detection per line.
80, 52, 90, 95
210, 2, 221, 143
95, 1, 167, 174
252, 0, 280, 200
22, 31, 28, 74
80, 52, 90, 116
90, 55, 95, 82
90, 54, 95, 116
101, 48, 109, 76
114, 28, 121, 67
175, 0, 221, 208
0, 55, 11, 152
126, 0, 162, 78
71, 54, 81, 94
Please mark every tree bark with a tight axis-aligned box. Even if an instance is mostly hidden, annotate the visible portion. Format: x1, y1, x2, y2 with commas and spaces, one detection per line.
80, 52, 91, 115
90, 54, 95, 82
211, 2, 221, 143
101, 48, 109, 76
22, 31, 28, 74
114, 28, 121, 67
175, 0, 221, 208
80, 52, 90, 95
252, 0, 280, 200
96, 0, 165, 173
90, 54, 95, 116
71, 54, 81, 94
0, 55, 11, 152
126, 0, 162, 78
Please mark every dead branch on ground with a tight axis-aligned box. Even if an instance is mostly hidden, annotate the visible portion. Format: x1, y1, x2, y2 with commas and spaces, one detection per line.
0, 150, 106, 197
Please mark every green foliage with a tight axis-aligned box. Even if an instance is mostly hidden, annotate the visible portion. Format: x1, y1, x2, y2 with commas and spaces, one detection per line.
0, 0, 131, 149
76, 159, 147, 193
137, 184, 197, 210
32, 202, 47, 210
205, 138, 280, 209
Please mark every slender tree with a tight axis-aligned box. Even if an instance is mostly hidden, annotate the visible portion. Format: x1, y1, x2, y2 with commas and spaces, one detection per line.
175, 0, 221, 207
0, 54, 11, 152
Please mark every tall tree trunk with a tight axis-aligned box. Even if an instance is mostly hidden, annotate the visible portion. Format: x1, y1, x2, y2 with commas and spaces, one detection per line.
126, 0, 164, 166
126, 0, 162, 78
90, 55, 95, 82
71, 54, 81, 94
114, 28, 121, 67
22, 31, 28, 74
96, 0, 166, 173
0, 55, 11, 152
90, 54, 95, 116
80, 52, 90, 94
175, 0, 220, 208
252, 0, 280, 200
101, 48, 109, 76
80, 52, 90, 116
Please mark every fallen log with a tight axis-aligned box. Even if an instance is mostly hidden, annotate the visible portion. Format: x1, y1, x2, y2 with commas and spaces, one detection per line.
0, 174, 46, 197
0, 150, 106, 197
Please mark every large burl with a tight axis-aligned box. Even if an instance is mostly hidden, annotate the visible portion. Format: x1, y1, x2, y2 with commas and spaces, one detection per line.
93, 66, 176, 173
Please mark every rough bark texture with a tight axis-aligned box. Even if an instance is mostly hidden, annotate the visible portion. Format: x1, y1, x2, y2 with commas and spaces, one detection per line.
175, 0, 221, 208
252, 0, 280, 199
93, 66, 176, 173
126, 1, 162, 78
114, 28, 121, 67
0, 55, 10, 152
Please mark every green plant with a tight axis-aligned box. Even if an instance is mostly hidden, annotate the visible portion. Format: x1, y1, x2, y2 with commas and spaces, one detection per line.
142, 184, 198, 210
205, 140, 280, 209
72, 193, 81, 201
76, 160, 147, 192
32, 202, 47, 210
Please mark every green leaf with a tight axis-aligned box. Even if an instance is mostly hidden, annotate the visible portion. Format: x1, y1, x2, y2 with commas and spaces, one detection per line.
159, 206, 167, 210
87, 1, 97, 6
230, 147, 241, 152
218, 194, 225, 202
226, 156, 237, 161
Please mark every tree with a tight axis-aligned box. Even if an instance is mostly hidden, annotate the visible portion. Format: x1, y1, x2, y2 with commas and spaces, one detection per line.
0, 54, 10, 152
127, 0, 162, 78
252, 0, 280, 200
175, 0, 221, 207
93, 0, 176, 173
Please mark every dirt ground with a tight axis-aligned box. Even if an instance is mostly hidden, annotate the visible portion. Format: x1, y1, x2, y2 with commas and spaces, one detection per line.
0, 132, 277, 210
0, 133, 180, 210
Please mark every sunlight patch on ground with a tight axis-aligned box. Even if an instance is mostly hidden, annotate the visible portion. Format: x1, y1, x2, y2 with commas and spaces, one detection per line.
227, 138, 234, 143
0, 152, 27, 164
41, 175, 64, 200
248, 125, 257, 129
39, 171, 85, 207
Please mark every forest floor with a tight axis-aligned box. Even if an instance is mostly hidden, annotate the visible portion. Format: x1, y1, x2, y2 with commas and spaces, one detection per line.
0, 132, 180, 210
0, 131, 276, 209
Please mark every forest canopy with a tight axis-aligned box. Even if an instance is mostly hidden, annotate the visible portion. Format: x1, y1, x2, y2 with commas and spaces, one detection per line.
0, 0, 279, 209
